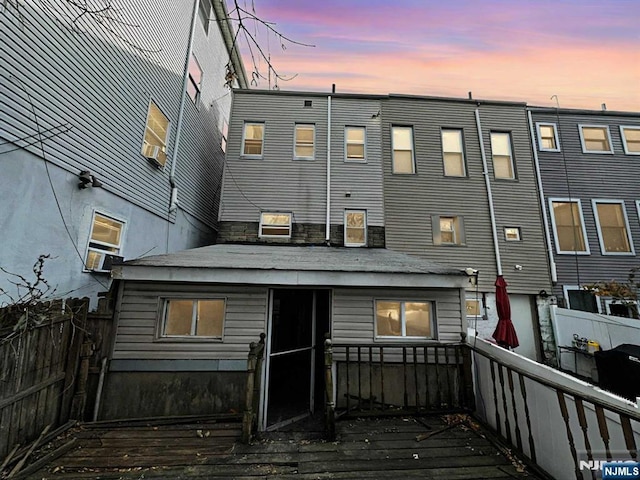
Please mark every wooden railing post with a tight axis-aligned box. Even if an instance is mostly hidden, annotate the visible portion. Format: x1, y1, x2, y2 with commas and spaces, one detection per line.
461, 345, 476, 411
242, 333, 265, 444
324, 336, 335, 440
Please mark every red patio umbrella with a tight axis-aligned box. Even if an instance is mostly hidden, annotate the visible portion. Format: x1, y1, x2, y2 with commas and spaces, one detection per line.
492, 275, 519, 349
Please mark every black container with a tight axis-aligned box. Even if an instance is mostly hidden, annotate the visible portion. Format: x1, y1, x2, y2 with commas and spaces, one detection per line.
595, 344, 640, 401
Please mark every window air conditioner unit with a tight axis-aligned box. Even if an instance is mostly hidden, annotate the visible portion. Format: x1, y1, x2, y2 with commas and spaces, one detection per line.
142, 144, 167, 167
102, 254, 124, 271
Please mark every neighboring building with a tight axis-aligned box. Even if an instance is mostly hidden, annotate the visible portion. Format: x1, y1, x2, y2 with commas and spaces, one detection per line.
529, 107, 640, 317
0, 0, 246, 304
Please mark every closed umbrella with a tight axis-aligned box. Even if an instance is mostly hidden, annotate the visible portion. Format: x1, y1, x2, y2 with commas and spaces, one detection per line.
492, 275, 519, 349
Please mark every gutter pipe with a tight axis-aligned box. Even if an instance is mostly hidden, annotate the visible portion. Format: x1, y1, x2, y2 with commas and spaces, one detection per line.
326, 95, 332, 242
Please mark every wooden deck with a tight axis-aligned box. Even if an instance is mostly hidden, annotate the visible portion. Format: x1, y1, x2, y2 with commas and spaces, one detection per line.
22, 416, 543, 479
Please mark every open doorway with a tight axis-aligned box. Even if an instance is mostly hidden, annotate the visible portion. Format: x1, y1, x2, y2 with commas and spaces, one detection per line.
262, 289, 330, 431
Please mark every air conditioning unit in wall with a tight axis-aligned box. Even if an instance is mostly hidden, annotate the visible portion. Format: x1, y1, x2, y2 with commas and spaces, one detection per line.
142, 143, 167, 167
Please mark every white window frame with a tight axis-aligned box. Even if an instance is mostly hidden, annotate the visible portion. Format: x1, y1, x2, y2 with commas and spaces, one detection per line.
432, 215, 465, 246
548, 198, 590, 255
391, 125, 416, 174
345, 126, 366, 162
562, 285, 602, 313
490, 131, 516, 179
620, 126, 640, 155
637, 200, 640, 225
374, 300, 436, 340
159, 297, 226, 340
578, 124, 614, 154
536, 122, 560, 152
603, 298, 638, 318
84, 211, 126, 273
441, 128, 466, 177
241, 122, 265, 158
221, 120, 228, 153
465, 298, 483, 320
504, 227, 521, 241
344, 209, 367, 247
187, 53, 203, 104
141, 99, 170, 167
294, 123, 315, 160
259, 212, 292, 238
591, 199, 635, 256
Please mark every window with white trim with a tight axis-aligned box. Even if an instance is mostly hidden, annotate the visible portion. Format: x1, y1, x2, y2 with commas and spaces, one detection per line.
490, 132, 515, 179
604, 299, 638, 319
579, 125, 613, 153
259, 212, 292, 238
392, 126, 415, 174
345, 126, 366, 161
221, 120, 228, 152
85, 213, 125, 272
504, 227, 521, 241
141, 101, 169, 167
294, 124, 315, 159
344, 210, 366, 246
441, 129, 466, 176
198, 0, 211, 34
620, 126, 640, 155
563, 285, 598, 313
549, 199, 589, 254
536, 123, 560, 152
466, 299, 481, 318
375, 300, 434, 339
162, 299, 225, 338
187, 54, 202, 103
242, 122, 264, 157
432, 215, 465, 246
592, 200, 634, 255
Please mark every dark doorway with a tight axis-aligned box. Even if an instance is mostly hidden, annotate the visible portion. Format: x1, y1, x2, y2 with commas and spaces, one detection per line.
264, 289, 330, 430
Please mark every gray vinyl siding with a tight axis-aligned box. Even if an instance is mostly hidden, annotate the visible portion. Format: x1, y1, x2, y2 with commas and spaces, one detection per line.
112, 282, 268, 360
382, 98, 551, 294
332, 287, 464, 343
531, 110, 640, 294
0, 1, 231, 227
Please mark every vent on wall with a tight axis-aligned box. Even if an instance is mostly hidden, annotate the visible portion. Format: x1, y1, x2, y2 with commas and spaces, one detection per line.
304, 100, 312, 108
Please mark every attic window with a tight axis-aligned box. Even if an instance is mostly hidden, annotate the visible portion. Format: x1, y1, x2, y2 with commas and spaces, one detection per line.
304, 100, 312, 108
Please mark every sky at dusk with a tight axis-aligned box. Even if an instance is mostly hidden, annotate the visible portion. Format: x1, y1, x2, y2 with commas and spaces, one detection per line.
231, 0, 640, 111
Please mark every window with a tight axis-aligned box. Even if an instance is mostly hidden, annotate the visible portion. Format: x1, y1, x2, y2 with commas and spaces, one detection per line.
242, 122, 264, 157
466, 299, 481, 318
187, 54, 202, 103
620, 126, 640, 155
592, 200, 634, 255
198, 0, 211, 34
441, 129, 465, 176
432, 215, 465, 246
490, 132, 515, 179
604, 299, 638, 319
294, 124, 315, 159
141, 101, 169, 167
259, 212, 292, 238
536, 123, 560, 152
345, 126, 366, 162
85, 213, 124, 272
563, 286, 598, 313
221, 120, 228, 153
579, 125, 613, 153
549, 199, 589, 254
392, 126, 415, 174
162, 299, 225, 338
375, 301, 434, 339
504, 227, 521, 241
344, 210, 366, 246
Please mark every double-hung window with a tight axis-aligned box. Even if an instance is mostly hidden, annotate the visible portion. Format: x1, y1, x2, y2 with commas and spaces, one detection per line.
85, 213, 125, 272
242, 122, 264, 157
162, 298, 225, 338
392, 126, 415, 174
536, 123, 560, 151
441, 129, 465, 176
344, 210, 366, 246
432, 216, 465, 246
490, 132, 515, 179
549, 199, 589, 254
187, 54, 203, 103
620, 126, 640, 155
579, 125, 613, 153
294, 124, 315, 159
345, 126, 366, 161
376, 301, 434, 339
259, 212, 292, 238
142, 101, 169, 167
592, 200, 634, 255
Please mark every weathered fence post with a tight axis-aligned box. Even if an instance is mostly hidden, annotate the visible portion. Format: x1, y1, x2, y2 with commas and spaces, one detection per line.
59, 298, 88, 422
242, 333, 265, 444
324, 336, 336, 440
70, 339, 95, 420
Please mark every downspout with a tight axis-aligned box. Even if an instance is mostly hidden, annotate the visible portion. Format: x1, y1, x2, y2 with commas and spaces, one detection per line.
168, 0, 199, 212
527, 110, 558, 282
474, 107, 502, 276
325, 94, 332, 243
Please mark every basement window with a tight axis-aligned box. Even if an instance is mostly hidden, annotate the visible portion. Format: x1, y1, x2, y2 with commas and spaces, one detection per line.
259, 212, 292, 238
162, 299, 225, 338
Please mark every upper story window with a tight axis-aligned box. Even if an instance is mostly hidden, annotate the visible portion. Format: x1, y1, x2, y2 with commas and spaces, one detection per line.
221, 120, 228, 153
242, 122, 264, 157
142, 101, 169, 167
345, 126, 366, 162
504, 227, 521, 241
536, 123, 560, 152
162, 299, 225, 338
375, 300, 434, 339
432, 215, 465, 246
259, 212, 292, 238
198, 0, 211, 35
187, 54, 203, 103
592, 200, 634, 255
85, 212, 125, 272
490, 132, 515, 179
294, 124, 315, 159
579, 125, 613, 154
344, 210, 366, 247
392, 126, 415, 174
549, 199, 590, 255
620, 126, 640, 155
441, 129, 465, 176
